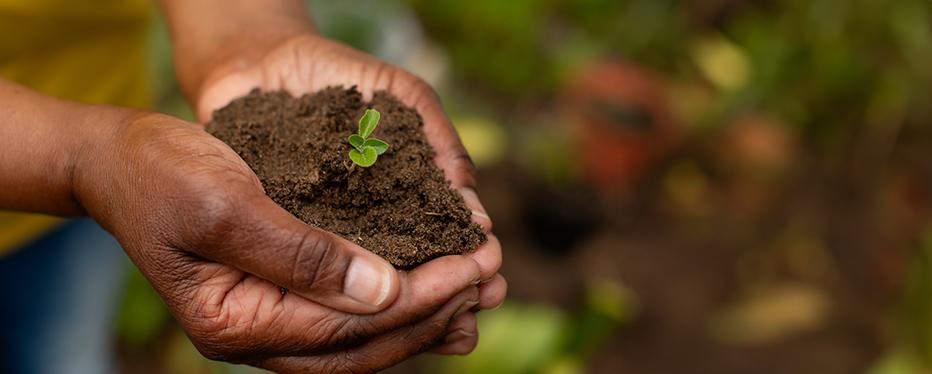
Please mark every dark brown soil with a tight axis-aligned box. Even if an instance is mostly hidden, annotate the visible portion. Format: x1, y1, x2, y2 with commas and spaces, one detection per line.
205, 87, 485, 268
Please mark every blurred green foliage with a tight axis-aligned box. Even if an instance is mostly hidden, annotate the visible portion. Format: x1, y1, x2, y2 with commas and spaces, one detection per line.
117, 268, 170, 349
410, 0, 932, 143
895, 229, 932, 369
120, 0, 932, 372
437, 280, 633, 374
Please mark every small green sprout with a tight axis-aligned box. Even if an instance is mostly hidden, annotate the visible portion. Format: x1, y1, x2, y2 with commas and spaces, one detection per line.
348, 109, 390, 167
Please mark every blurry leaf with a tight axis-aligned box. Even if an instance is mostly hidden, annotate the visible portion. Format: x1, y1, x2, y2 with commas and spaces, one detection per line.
664, 161, 710, 216
867, 349, 925, 374
709, 283, 829, 344
117, 267, 171, 349
900, 228, 932, 366
586, 279, 635, 322
163, 329, 216, 374
691, 34, 751, 91
890, 1, 932, 75
543, 356, 584, 374
521, 124, 579, 185
364, 138, 389, 155
561, 279, 634, 358
359, 109, 381, 138
453, 116, 508, 167
439, 302, 567, 374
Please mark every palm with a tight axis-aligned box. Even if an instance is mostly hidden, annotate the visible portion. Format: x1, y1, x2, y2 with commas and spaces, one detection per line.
190, 33, 505, 362
103, 118, 483, 370
197, 34, 476, 189
196, 33, 500, 279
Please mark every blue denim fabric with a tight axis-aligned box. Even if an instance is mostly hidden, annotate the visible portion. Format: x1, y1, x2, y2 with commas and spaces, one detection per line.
0, 218, 127, 374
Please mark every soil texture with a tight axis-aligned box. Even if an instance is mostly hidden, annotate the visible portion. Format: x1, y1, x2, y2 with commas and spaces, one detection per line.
206, 87, 485, 268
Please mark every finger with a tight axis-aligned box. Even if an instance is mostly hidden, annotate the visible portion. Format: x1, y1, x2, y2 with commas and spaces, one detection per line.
458, 187, 492, 232
264, 256, 481, 354
180, 181, 399, 314
468, 234, 502, 281
413, 92, 478, 190
257, 286, 481, 373
388, 79, 502, 282
197, 36, 390, 123
478, 274, 507, 310
196, 70, 257, 123
430, 312, 479, 355
183, 255, 481, 360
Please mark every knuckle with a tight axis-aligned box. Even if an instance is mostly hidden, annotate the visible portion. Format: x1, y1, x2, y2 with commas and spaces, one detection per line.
289, 231, 347, 291
450, 151, 477, 177
330, 351, 380, 374
411, 323, 448, 353
401, 315, 452, 353
194, 344, 233, 362
442, 151, 477, 189
189, 332, 242, 362
331, 317, 379, 349
308, 313, 358, 349
186, 316, 260, 363
191, 188, 243, 247
328, 357, 368, 374
182, 295, 257, 363
408, 75, 434, 94
394, 69, 439, 102
415, 81, 442, 105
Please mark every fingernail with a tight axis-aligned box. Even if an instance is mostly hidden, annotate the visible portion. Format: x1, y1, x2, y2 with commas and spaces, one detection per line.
444, 329, 476, 344
454, 300, 479, 319
459, 188, 492, 230
343, 256, 393, 307
459, 188, 488, 216
472, 210, 491, 221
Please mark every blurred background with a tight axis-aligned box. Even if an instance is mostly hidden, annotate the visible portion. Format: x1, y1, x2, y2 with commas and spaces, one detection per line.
116, 0, 932, 373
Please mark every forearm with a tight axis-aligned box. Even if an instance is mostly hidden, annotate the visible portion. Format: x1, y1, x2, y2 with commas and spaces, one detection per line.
0, 79, 127, 215
157, 0, 316, 100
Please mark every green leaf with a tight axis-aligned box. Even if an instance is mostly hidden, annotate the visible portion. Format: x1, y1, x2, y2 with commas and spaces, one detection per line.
364, 138, 389, 155
348, 134, 365, 150
349, 147, 378, 167
359, 109, 381, 139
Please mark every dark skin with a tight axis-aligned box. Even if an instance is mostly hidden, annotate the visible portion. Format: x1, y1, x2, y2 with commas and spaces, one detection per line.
0, 0, 505, 372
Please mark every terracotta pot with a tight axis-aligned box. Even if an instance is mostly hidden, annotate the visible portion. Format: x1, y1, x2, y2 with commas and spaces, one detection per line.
561, 60, 680, 193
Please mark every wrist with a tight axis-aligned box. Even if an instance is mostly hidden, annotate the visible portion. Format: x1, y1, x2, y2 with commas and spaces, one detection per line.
0, 80, 136, 215
165, 0, 317, 103
69, 106, 148, 219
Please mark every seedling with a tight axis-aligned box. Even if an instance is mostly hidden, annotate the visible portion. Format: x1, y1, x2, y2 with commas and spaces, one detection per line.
348, 109, 390, 167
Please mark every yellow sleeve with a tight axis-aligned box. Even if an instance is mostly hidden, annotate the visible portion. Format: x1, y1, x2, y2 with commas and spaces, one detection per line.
0, 0, 154, 254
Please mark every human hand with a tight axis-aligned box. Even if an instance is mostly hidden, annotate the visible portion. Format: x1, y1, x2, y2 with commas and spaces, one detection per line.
73, 111, 486, 372
191, 32, 507, 355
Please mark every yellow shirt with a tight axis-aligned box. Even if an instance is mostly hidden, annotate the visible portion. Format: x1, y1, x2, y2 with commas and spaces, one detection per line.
0, 0, 154, 255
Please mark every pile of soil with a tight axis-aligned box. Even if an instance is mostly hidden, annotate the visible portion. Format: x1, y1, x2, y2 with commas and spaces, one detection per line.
206, 87, 485, 268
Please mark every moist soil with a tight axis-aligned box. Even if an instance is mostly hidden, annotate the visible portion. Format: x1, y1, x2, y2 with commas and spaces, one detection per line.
206, 87, 485, 268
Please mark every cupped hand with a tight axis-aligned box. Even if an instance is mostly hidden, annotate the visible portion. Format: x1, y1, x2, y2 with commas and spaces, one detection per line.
73, 112, 486, 372
193, 33, 507, 355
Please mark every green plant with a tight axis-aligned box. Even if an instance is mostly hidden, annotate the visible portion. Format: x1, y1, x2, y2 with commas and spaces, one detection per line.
348, 109, 390, 167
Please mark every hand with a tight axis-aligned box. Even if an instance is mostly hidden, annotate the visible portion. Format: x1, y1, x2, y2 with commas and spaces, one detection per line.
193, 32, 507, 356
73, 111, 486, 372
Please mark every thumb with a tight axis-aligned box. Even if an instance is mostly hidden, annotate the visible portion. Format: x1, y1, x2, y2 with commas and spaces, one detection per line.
187, 188, 400, 314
